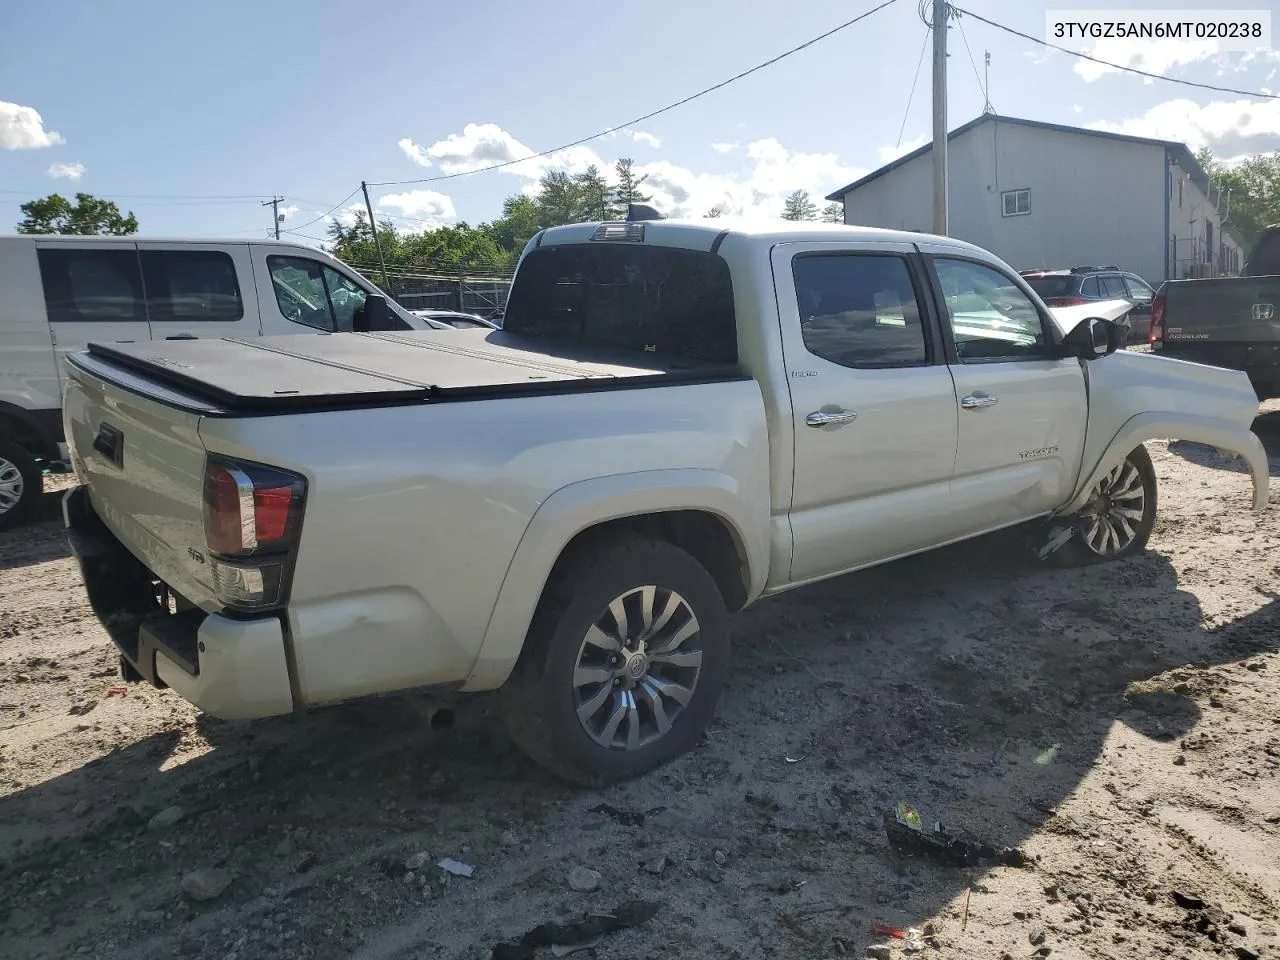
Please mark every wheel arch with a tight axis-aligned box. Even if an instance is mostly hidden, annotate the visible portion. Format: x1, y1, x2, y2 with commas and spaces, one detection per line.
1059, 412, 1270, 516
461, 469, 770, 692
0, 401, 60, 460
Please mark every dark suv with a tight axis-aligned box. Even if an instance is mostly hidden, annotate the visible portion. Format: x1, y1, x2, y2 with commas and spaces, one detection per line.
1019, 266, 1156, 343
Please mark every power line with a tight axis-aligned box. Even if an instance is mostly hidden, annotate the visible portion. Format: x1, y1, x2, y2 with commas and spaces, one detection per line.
955, 7, 1280, 100
954, 11, 990, 110
367, 0, 901, 187
282, 188, 363, 233
897, 26, 932, 148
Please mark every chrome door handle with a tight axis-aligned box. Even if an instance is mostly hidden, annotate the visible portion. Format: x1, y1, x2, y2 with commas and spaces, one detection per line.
960, 393, 998, 410
806, 409, 858, 427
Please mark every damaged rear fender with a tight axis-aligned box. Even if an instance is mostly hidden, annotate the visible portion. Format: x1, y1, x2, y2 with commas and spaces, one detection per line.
1060, 411, 1270, 515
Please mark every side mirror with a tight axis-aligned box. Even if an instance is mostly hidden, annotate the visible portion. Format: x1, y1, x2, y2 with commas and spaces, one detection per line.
1061, 316, 1121, 360
355, 294, 393, 333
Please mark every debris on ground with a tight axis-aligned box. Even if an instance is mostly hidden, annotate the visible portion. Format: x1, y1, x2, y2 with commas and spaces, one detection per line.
567, 866, 601, 892
146, 805, 185, 831
589, 802, 666, 827
180, 868, 231, 902
642, 856, 668, 876
884, 804, 1027, 868
438, 858, 474, 878
403, 851, 431, 871
489, 900, 660, 960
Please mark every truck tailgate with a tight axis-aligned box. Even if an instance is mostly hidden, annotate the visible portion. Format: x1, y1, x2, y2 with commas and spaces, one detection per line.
63, 358, 214, 609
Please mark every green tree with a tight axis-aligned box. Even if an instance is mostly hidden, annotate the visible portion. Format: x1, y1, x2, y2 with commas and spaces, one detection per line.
575, 165, 612, 222
17, 192, 138, 235
822, 202, 844, 224
781, 190, 818, 221
1196, 147, 1280, 249
487, 194, 544, 251
611, 158, 650, 217
705, 205, 725, 218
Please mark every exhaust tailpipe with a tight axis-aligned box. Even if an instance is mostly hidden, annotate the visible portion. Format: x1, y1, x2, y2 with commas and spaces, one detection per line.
404, 693, 455, 731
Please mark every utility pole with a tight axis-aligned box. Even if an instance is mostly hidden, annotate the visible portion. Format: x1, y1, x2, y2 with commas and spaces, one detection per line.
361, 180, 394, 297
931, 0, 950, 236
262, 196, 283, 240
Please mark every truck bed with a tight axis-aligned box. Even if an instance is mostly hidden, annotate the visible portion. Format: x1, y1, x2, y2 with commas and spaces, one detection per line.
1157, 274, 1280, 399
74, 329, 745, 415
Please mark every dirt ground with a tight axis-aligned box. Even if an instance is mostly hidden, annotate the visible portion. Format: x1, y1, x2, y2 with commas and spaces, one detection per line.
2, 408, 1279, 960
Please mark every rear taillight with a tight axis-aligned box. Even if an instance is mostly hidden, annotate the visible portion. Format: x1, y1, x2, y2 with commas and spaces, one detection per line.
202, 458, 306, 611
1149, 291, 1165, 349
1046, 297, 1087, 307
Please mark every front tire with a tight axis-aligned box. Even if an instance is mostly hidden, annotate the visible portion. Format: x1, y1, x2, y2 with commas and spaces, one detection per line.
499, 534, 730, 786
1047, 444, 1158, 567
0, 439, 42, 532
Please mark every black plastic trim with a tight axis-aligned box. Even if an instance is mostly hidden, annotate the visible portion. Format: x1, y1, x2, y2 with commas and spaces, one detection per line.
68, 349, 749, 419
709, 230, 730, 255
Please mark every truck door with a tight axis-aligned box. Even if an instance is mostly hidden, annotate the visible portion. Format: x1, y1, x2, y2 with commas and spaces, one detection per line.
134, 242, 260, 342
36, 240, 152, 397
771, 241, 960, 583
919, 246, 1088, 532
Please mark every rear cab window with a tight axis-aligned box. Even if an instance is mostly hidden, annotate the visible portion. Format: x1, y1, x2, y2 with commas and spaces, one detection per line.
503, 244, 737, 364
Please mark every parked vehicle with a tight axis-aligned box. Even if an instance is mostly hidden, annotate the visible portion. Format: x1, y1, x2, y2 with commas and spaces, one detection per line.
411, 309, 500, 330
1019, 266, 1155, 342
1151, 224, 1280, 400
60, 212, 1268, 785
0, 235, 449, 529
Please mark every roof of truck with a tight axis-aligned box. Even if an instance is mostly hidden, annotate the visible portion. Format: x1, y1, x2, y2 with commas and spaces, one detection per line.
534, 218, 991, 256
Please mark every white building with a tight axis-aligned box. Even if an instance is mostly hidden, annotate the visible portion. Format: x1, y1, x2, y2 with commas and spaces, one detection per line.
826, 114, 1246, 284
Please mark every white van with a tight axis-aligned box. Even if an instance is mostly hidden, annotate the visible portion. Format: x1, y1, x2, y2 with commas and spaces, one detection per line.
0, 235, 448, 529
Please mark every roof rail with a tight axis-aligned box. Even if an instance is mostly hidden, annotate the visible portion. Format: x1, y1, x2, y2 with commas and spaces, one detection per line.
1070, 265, 1120, 273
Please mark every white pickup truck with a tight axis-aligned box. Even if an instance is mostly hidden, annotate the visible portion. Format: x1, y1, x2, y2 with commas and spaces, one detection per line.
61, 212, 1269, 785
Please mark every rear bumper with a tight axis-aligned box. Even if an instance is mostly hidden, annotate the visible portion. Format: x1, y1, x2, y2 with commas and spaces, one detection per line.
63, 485, 295, 720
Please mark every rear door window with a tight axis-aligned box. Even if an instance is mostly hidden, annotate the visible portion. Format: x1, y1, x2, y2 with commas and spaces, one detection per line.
141, 251, 243, 322
1080, 276, 1101, 297
503, 244, 737, 363
791, 254, 929, 367
37, 248, 146, 323
1099, 275, 1129, 299
1122, 275, 1154, 302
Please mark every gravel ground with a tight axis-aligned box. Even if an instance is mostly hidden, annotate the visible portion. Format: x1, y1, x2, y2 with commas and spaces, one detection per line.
2, 408, 1279, 960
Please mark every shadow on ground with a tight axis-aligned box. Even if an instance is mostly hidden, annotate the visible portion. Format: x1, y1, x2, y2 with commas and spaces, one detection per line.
2, 520, 1276, 960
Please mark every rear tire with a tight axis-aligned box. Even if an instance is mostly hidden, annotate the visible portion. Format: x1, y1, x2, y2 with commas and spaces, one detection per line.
1046, 444, 1158, 567
0, 439, 42, 532
499, 534, 730, 786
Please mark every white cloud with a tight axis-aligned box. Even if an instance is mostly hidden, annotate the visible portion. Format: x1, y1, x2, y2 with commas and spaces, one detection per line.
1089, 97, 1280, 160
0, 101, 63, 149
711, 141, 740, 154
393, 122, 867, 220
628, 130, 661, 148
333, 203, 368, 228
398, 122, 609, 179
47, 161, 85, 180
876, 135, 928, 165
1071, 104, 1083, 114
278, 204, 300, 220
376, 189, 457, 228
636, 137, 866, 219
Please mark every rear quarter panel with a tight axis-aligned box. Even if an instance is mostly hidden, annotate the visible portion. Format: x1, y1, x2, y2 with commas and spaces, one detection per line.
198, 379, 772, 705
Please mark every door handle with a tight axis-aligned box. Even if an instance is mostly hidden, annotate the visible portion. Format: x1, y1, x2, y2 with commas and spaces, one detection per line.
960, 393, 998, 410
806, 409, 858, 427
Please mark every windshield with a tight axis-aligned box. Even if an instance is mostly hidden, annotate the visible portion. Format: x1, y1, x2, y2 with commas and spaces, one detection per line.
1022, 275, 1077, 299
503, 244, 737, 363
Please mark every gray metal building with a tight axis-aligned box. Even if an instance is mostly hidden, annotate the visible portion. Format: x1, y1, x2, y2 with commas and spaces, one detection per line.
826, 114, 1245, 285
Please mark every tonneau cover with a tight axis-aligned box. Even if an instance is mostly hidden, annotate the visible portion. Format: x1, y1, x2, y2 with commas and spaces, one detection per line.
81, 330, 741, 413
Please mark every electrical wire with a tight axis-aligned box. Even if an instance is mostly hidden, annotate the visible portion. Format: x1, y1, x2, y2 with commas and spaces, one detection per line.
366, 0, 901, 187
281, 188, 364, 233
897, 26, 932, 148
954, 12, 989, 109
954, 7, 1279, 100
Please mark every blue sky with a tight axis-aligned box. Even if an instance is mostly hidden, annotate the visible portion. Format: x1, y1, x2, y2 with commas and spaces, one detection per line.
1, 0, 1277, 244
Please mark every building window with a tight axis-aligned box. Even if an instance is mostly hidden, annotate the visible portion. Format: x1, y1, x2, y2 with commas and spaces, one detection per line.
1001, 188, 1031, 217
